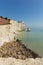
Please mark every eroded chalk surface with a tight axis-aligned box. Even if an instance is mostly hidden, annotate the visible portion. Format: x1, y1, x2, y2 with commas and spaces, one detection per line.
0, 58, 43, 65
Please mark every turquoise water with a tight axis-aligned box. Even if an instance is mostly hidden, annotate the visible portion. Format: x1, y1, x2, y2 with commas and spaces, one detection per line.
16, 28, 43, 56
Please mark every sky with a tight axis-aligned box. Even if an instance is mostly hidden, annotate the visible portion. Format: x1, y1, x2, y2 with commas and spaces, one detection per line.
0, 0, 43, 28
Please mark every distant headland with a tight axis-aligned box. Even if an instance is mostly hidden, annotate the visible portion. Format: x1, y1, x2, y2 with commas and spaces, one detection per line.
0, 16, 30, 32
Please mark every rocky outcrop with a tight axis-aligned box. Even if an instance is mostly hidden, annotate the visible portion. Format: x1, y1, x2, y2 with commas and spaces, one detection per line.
0, 39, 40, 59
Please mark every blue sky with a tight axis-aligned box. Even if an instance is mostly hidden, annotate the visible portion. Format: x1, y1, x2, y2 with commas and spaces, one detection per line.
0, 0, 43, 28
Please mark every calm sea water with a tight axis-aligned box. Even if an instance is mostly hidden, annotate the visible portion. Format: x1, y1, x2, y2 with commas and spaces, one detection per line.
16, 28, 43, 56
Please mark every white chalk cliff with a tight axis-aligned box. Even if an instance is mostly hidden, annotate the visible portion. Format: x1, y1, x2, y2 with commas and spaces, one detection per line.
0, 20, 26, 46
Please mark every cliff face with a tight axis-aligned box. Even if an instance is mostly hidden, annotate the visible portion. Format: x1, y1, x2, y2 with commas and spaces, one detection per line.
0, 16, 26, 46
10, 20, 26, 31
0, 25, 15, 46
0, 19, 26, 46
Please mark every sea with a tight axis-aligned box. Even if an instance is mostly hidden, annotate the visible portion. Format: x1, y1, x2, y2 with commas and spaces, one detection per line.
16, 28, 43, 57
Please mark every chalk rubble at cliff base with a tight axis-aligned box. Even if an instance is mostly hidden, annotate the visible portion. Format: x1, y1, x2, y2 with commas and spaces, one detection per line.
0, 40, 40, 59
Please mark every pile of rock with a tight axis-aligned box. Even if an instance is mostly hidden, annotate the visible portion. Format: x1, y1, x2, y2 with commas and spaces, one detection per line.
0, 39, 40, 59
